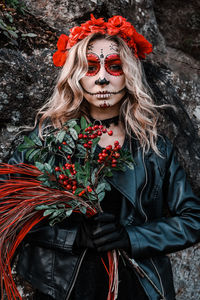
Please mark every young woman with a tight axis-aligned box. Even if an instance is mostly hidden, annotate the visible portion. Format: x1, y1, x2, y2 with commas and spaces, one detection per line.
4, 15, 200, 300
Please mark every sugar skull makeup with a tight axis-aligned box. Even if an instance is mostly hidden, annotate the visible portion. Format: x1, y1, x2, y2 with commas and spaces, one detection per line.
80, 39, 126, 112
86, 53, 123, 77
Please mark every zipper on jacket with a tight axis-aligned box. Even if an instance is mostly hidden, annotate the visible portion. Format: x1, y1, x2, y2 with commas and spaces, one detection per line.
139, 151, 148, 222
65, 249, 87, 300
150, 258, 166, 299
139, 152, 166, 300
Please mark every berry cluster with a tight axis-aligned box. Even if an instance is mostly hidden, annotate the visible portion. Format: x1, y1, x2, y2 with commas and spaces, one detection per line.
98, 141, 121, 167
78, 125, 113, 149
55, 163, 77, 193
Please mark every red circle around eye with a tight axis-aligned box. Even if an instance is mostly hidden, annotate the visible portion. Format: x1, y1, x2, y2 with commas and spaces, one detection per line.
105, 54, 123, 76
86, 53, 100, 76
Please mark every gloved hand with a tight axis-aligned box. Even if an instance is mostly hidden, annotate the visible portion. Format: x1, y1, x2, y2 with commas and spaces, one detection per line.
74, 215, 95, 250
92, 212, 131, 252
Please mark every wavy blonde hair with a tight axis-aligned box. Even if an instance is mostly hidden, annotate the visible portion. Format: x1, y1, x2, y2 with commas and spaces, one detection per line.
36, 33, 168, 155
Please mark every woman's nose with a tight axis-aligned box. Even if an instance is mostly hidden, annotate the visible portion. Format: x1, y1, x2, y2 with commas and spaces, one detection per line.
95, 65, 110, 85
95, 78, 110, 85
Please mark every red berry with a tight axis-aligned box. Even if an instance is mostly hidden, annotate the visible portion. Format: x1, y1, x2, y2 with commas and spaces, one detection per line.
72, 180, 77, 185
58, 146, 61, 150
106, 145, 112, 151
114, 141, 119, 146
108, 130, 113, 136
59, 174, 65, 180
66, 184, 72, 190
67, 155, 71, 160
83, 134, 88, 139
78, 134, 83, 139
112, 159, 117, 163
102, 153, 108, 157
55, 167, 60, 172
62, 141, 67, 145
111, 164, 117, 167
114, 153, 120, 158
83, 143, 88, 148
102, 149, 107, 153
88, 141, 93, 145
99, 125, 103, 129
97, 131, 102, 136
72, 185, 77, 191
102, 128, 107, 133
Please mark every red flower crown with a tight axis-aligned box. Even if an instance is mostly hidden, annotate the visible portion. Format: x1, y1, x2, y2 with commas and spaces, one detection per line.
53, 14, 153, 67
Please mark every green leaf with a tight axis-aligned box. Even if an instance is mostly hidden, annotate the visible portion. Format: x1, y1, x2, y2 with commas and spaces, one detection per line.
56, 130, 66, 143
48, 155, 55, 168
98, 191, 105, 202
65, 135, 75, 148
87, 193, 97, 201
35, 204, 50, 210
67, 120, 77, 127
65, 209, 73, 217
25, 148, 36, 160
96, 183, 106, 194
85, 161, 90, 177
37, 174, 48, 181
43, 209, 55, 216
48, 209, 65, 219
80, 206, 87, 214
77, 144, 86, 155
44, 163, 52, 174
35, 162, 45, 172
24, 135, 36, 146
91, 168, 98, 185
29, 133, 43, 146
62, 144, 73, 154
125, 161, 134, 170
80, 116, 87, 130
105, 181, 111, 191
69, 128, 78, 140
105, 170, 113, 177
74, 124, 81, 134
28, 148, 41, 162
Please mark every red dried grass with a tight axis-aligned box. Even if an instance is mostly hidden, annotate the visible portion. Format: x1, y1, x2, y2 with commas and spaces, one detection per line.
0, 163, 118, 300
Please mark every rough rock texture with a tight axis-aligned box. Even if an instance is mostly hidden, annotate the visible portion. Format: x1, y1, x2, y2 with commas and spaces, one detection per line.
0, 0, 200, 299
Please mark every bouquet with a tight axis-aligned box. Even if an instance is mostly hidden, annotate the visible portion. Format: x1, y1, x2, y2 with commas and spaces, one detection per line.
0, 116, 134, 300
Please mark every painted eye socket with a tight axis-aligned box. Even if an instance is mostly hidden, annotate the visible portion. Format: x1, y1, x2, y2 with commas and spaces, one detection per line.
86, 53, 100, 76
105, 54, 123, 76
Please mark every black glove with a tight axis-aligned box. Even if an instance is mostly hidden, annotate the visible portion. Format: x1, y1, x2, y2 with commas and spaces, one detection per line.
92, 212, 131, 252
74, 216, 95, 250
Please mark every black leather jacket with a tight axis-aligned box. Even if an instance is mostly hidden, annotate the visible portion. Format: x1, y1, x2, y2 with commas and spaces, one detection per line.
6, 131, 200, 300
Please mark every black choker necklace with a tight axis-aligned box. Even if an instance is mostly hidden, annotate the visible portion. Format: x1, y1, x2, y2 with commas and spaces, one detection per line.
88, 115, 120, 128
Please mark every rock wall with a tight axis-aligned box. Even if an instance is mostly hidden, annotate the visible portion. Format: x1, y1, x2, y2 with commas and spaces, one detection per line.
0, 0, 200, 299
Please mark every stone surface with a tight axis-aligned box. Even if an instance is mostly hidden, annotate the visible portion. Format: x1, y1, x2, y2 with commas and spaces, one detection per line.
0, 0, 200, 299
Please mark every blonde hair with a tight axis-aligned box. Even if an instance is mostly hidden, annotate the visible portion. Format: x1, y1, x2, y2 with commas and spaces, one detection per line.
36, 33, 169, 155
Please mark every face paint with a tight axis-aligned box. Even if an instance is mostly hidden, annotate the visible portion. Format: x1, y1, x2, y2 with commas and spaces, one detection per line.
86, 53, 100, 76
100, 101, 110, 108
86, 53, 123, 77
105, 54, 123, 76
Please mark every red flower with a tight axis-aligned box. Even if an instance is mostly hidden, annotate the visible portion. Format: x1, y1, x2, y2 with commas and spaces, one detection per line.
107, 15, 127, 27
132, 32, 153, 59
81, 14, 106, 34
52, 50, 67, 67
57, 34, 69, 51
52, 14, 153, 67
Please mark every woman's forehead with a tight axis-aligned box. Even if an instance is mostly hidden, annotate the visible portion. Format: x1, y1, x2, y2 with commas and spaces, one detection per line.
87, 39, 119, 55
